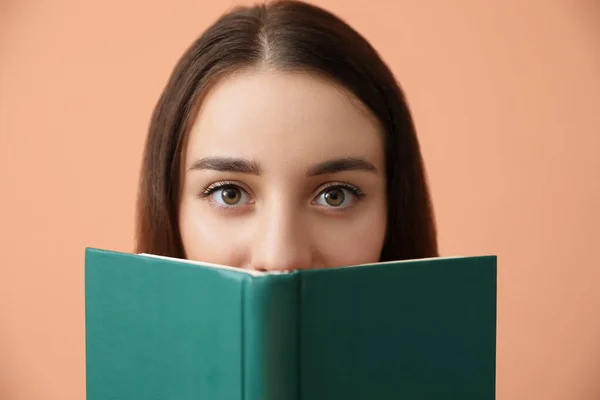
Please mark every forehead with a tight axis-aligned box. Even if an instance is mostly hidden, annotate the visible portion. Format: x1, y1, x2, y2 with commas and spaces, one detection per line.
185, 69, 384, 169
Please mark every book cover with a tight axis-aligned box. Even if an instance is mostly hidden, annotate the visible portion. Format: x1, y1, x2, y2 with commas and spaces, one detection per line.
85, 248, 496, 399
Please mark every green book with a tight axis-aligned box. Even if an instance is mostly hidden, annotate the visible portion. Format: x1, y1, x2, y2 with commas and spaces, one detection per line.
85, 248, 496, 399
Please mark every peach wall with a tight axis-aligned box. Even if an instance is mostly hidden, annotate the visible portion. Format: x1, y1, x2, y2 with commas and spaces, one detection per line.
1, 0, 599, 399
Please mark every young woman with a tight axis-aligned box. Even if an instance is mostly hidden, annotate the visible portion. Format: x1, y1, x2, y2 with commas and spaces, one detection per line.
135, 0, 438, 271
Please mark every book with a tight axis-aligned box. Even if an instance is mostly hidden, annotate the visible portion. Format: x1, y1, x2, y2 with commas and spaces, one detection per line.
85, 247, 496, 400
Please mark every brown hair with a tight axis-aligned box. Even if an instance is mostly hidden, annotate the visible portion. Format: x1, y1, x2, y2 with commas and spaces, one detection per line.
135, 0, 438, 261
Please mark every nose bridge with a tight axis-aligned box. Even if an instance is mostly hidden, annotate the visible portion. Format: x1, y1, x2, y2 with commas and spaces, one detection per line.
251, 199, 310, 271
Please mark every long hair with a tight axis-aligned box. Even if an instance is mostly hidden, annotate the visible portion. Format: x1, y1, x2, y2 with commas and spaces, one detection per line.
135, 0, 438, 260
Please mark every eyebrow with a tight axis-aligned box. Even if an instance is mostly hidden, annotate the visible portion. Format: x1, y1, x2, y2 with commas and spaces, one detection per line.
187, 156, 377, 176
306, 157, 378, 176
188, 157, 261, 175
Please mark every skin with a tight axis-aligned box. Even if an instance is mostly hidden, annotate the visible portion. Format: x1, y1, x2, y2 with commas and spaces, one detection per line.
178, 69, 387, 272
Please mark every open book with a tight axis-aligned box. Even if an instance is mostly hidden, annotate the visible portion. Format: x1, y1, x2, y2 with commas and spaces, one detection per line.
85, 248, 496, 400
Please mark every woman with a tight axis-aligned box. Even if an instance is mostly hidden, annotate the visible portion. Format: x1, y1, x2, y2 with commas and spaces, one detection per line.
135, 0, 438, 270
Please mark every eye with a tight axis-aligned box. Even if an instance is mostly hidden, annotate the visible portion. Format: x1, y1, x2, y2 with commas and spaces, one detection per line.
313, 184, 364, 209
215, 187, 245, 206
200, 182, 252, 207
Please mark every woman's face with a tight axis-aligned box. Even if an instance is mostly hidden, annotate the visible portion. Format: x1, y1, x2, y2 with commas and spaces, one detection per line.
178, 69, 387, 271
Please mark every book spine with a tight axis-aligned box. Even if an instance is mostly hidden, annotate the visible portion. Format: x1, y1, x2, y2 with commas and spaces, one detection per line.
242, 273, 300, 400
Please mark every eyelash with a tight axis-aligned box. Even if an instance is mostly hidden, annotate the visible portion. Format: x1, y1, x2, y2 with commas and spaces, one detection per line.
316, 182, 365, 200
199, 180, 247, 198
198, 180, 365, 207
